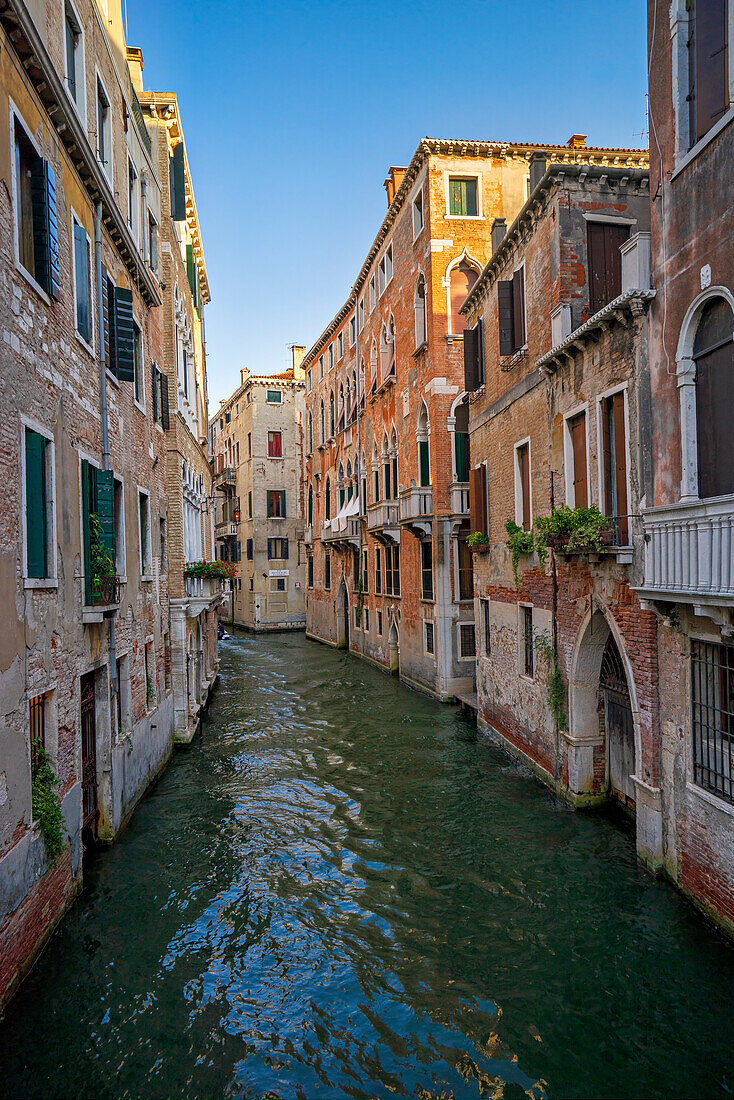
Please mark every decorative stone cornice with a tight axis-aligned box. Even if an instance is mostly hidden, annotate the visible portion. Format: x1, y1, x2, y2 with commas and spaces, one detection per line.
536, 289, 656, 373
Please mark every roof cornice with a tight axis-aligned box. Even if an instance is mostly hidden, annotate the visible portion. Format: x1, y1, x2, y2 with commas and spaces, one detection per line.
536, 288, 656, 372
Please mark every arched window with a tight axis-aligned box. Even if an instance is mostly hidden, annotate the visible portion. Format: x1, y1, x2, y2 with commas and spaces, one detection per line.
415, 274, 427, 348
417, 401, 430, 486
694, 296, 734, 498
320, 399, 325, 444
360, 451, 367, 507
325, 475, 331, 520
350, 371, 357, 421
370, 339, 377, 393
338, 382, 345, 432
308, 484, 313, 525
359, 359, 366, 409
372, 443, 380, 503
382, 433, 392, 500
449, 260, 479, 335
329, 390, 335, 437
390, 427, 398, 496
379, 325, 389, 380
453, 398, 470, 482
307, 411, 313, 453
338, 462, 345, 509
346, 459, 353, 501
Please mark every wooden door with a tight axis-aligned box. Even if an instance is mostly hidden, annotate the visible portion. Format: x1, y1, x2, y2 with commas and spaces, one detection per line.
80, 672, 97, 831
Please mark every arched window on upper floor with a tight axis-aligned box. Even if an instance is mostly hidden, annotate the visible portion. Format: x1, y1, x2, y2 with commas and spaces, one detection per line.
346, 459, 353, 501
390, 426, 399, 497
417, 401, 431, 487
449, 259, 479, 335
325, 474, 331, 520
308, 483, 313, 526
320, 399, 325, 445
693, 296, 734, 498
415, 274, 427, 348
338, 462, 345, 510
329, 390, 335, 438
370, 339, 378, 395
382, 432, 392, 500
338, 382, 345, 433
307, 411, 313, 454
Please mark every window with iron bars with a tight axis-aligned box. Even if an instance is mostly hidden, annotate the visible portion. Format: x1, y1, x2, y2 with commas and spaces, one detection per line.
692, 640, 734, 804
29, 693, 45, 779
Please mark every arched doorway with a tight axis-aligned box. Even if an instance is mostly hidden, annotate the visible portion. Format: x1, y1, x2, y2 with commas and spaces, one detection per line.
388, 618, 400, 676
600, 634, 636, 809
337, 580, 349, 650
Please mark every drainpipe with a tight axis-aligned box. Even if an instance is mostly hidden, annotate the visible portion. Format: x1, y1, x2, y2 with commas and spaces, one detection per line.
96, 202, 117, 698
355, 294, 364, 657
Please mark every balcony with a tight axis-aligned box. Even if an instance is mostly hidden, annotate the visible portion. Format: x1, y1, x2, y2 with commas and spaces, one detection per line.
321, 517, 362, 548
82, 575, 122, 623
215, 521, 238, 540
449, 482, 470, 532
367, 501, 400, 543
399, 485, 433, 536
213, 466, 236, 488
304, 524, 313, 546
638, 496, 734, 607
185, 575, 227, 614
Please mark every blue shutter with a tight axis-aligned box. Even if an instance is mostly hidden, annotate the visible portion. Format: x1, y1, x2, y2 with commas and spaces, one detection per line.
283, 538, 289, 560
266, 490, 271, 516
160, 371, 170, 430
151, 364, 159, 422
25, 430, 47, 578
73, 223, 90, 343
282, 491, 287, 517
30, 160, 60, 300
96, 469, 115, 571
113, 287, 135, 381
267, 538, 273, 560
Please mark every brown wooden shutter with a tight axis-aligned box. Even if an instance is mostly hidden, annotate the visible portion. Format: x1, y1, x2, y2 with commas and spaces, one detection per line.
587, 224, 628, 314
568, 413, 588, 508
498, 280, 514, 356
612, 393, 628, 541
694, 0, 728, 143
602, 398, 613, 515
477, 317, 485, 384
518, 444, 530, 530
606, 224, 628, 304
512, 268, 526, 350
463, 325, 478, 391
479, 463, 488, 536
697, 339, 734, 498
160, 371, 170, 430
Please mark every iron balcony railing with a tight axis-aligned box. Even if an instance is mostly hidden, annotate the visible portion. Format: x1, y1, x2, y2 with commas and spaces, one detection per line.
85, 574, 121, 608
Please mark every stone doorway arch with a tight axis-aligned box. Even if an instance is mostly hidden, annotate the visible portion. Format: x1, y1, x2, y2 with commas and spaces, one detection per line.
336, 579, 349, 650
388, 617, 400, 676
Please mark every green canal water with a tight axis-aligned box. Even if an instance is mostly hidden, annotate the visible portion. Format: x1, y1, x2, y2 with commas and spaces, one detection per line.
1, 633, 733, 1099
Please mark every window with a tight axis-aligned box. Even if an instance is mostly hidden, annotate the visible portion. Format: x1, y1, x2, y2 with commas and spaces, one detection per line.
159, 516, 166, 569
329, 391, 335, 437
163, 634, 171, 692
145, 641, 155, 710
358, 298, 364, 332
587, 223, 628, 315
307, 412, 313, 454
81, 460, 115, 603
693, 297, 734, 498
601, 391, 629, 543
29, 693, 46, 779
458, 533, 473, 601
378, 243, 393, 295
114, 477, 125, 576
116, 653, 131, 734
308, 555, 314, 588
138, 490, 151, 575
267, 537, 289, 560
421, 540, 433, 601
363, 607, 370, 632
565, 410, 588, 508
413, 190, 424, 237
498, 267, 526, 354
515, 441, 531, 530
128, 158, 138, 240
12, 117, 60, 299
307, 369, 312, 392
270, 576, 287, 592
449, 177, 478, 217
151, 363, 169, 427
24, 427, 54, 581
319, 355, 324, 380
459, 622, 476, 659
268, 430, 282, 458
522, 605, 534, 678
337, 333, 344, 359
385, 544, 400, 596
463, 320, 485, 391
266, 390, 282, 404
325, 552, 331, 590
481, 598, 491, 656
64, 2, 84, 113
349, 316, 356, 346
362, 549, 369, 593
374, 546, 382, 594
687, 0, 729, 149
450, 261, 479, 335
414, 275, 427, 348
246, 538, 253, 560
73, 216, 92, 345
148, 211, 158, 272
424, 620, 435, 656
377, 609, 383, 636
247, 432, 252, 458
133, 320, 144, 406
103, 276, 135, 382
96, 77, 111, 173
369, 276, 376, 313
267, 490, 286, 518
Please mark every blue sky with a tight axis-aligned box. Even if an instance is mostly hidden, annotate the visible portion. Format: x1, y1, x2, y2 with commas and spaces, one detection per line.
127, 0, 649, 411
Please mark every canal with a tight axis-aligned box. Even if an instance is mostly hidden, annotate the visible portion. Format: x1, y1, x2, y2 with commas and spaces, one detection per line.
1, 633, 733, 1099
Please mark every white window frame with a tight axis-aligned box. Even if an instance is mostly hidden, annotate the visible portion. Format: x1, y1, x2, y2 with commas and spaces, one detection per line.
444, 171, 482, 220
595, 382, 632, 527
376, 609, 383, 636
369, 275, 376, 313
266, 389, 282, 404
514, 437, 532, 528
20, 416, 57, 588
9, 101, 52, 304
71, 208, 94, 354
444, 249, 482, 338
412, 188, 424, 240
328, 343, 334, 370
137, 486, 153, 579
518, 603, 535, 680
363, 606, 369, 633
95, 66, 112, 181
562, 403, 591, 508
423, 618, 435, 657
132, 315, 145, 413
348, 317, 356, 347
480, 597, 491, 657
62, 0, 86, 124
319, 354, 324, 379
457, 620, 476, 661
127, 155, 138, 243
378, 242, 393, 296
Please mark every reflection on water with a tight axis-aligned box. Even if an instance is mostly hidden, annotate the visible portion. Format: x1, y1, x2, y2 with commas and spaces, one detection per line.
1, 633, 733, 1100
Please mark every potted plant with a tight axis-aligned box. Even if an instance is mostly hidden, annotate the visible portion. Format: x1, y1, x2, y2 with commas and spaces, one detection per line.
467, 531, 490, 554
184, 560, 238, 582
89, 512, 115, 604
534, 505, 612, 564
505, 519, 535, 586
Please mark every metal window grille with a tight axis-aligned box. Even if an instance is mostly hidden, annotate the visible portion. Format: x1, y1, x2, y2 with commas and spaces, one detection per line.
692, 640, 734, 804
425, 621, 435, 655
29, 694, 45, 778
523, 606, 534, 678
459, 623, 476, 658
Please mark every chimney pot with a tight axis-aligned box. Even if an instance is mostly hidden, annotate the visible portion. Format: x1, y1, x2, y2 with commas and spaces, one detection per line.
567, 133, 587, 149
529, 151, 548, 194
491, 217, 507, 254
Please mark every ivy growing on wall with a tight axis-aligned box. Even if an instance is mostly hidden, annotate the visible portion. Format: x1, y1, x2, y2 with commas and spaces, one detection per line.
31, 743, 66, 864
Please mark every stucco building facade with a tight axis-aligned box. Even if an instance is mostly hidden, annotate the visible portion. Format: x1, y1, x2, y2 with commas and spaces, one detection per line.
210, 350, 306, 631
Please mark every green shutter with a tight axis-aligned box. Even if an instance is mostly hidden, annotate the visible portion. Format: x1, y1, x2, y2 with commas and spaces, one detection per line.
419, 440, 430, 487
151, 363, 159, 421
96, 469, 115, 572
73, 222, 90, 342
455, 432, 469, 482
25, 430, 47, 578
186, 244, 196, 296
266, 490, 271, 516
82, 460, 94, 603
248, 491, 252, 518
113, 287, 135, 381
170, 143, 186, 220
282, 490, 286, 517
160, 371, 170, 430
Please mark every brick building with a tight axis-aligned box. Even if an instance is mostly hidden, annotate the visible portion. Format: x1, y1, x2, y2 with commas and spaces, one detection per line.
210, 350, 306, 631
303, 137, 648, 700
141, 83, 221, 742
461, 157, 661, 869
0, 0, 215, 1011
636, 0, 734, 932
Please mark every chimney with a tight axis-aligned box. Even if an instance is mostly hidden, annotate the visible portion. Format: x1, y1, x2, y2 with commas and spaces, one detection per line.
567, 133, 587, 149
491, 217, 507, 254
529, 151, 548, 194
291, 344, 306, 380
126, 47, 144, 94
383, 166, 407, 207
240, 367, 250, 387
